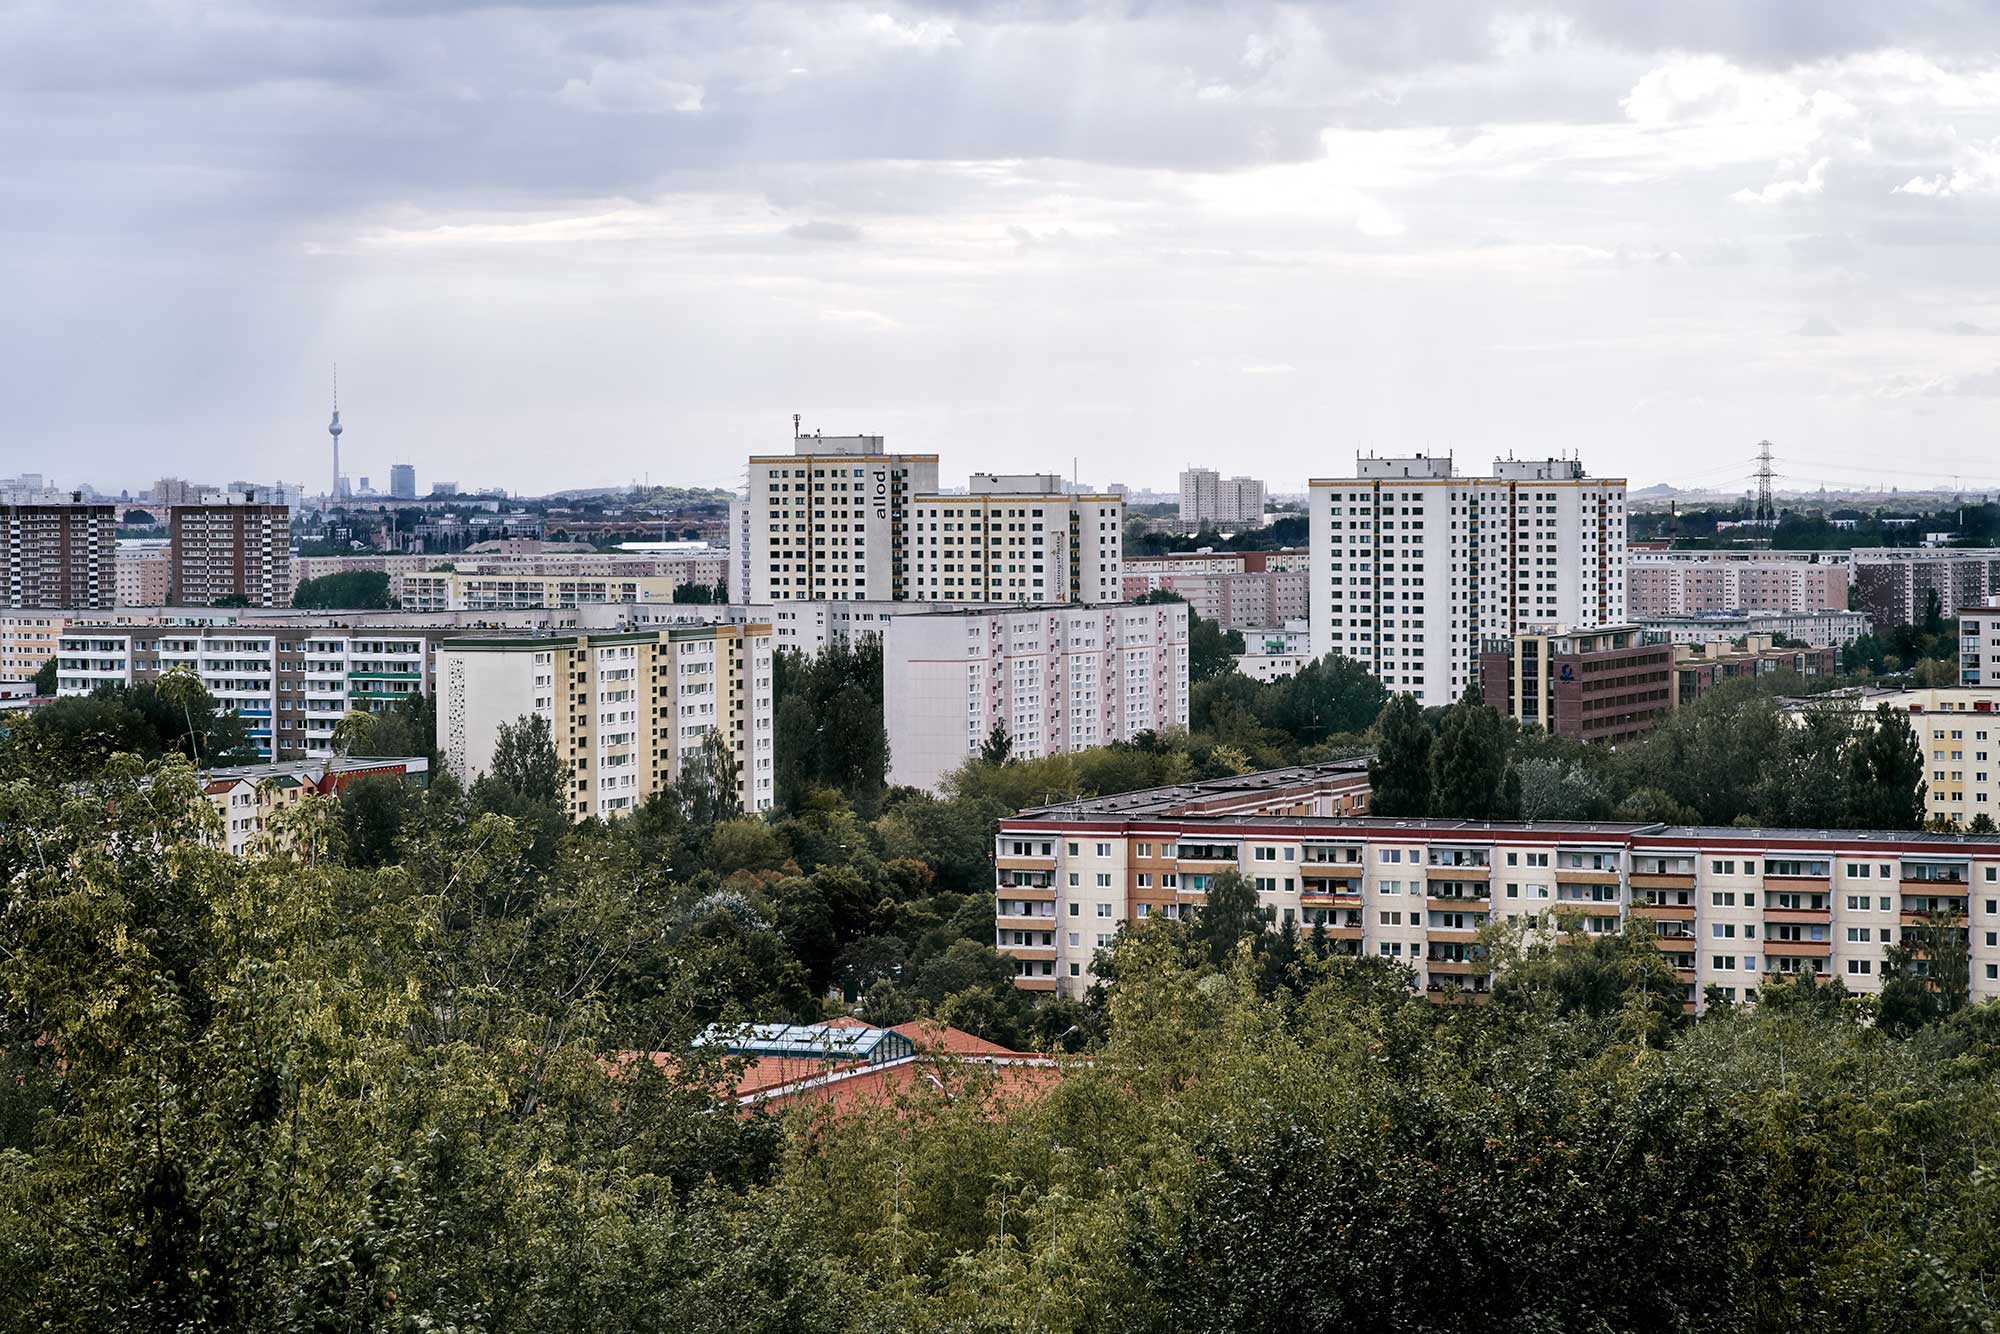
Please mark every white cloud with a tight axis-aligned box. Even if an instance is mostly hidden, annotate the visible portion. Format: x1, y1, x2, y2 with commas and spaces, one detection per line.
1896, 138, 2000, 196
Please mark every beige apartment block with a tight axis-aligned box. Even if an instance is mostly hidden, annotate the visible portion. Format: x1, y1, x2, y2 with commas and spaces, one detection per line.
907, 474, 1124, 605
745, 432, 940, 602
439, 624, 775, 820
996, 763, 2000, 1012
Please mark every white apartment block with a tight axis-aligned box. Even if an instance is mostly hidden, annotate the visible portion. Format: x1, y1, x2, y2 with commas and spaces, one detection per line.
1640, 610, 1871, 650
744, 433, 940, 602
1310, 455, 1626, 706
439, 625, 774, 819
56, 624, 442, 761
885, 602, 1191, 792
397, 571, 684, 612
1178, 468, 1267, 530
1629, 549, 1848, 617
997, 768, 2000, 1009
907, 473, 1123, 605
1962, 602, 2000, 688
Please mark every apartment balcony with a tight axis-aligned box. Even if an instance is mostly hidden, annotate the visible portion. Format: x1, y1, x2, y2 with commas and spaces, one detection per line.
1011, 976, 1058, 992
1300, 861, 1364, 879
1426, 893, 1490, 912
1427, 927, 1480, 946
1426, 864, 1491, 882
1629, 871, 1697, 892
995, 857, 1055, 876
1301, 890, 1364, 910
1763, 872, 1834, 889
1630, 901, 1696, 922
1554, 867, 1620, 885
1176, 845, 1241, 864
1427, 985, 1491, 1005
995, 912, 1057, 931
1426, 957, 1489, 976
1652, 931, 1700, 951
1315, 925, 1364, 942
999, 944, 1057, 962
1763, 939, 1833, 958
1765, 904, 1832, 926
1900, 895, 1969, 925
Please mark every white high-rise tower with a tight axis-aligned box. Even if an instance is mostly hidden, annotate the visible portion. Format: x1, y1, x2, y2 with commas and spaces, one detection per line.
327, 366, 344, 503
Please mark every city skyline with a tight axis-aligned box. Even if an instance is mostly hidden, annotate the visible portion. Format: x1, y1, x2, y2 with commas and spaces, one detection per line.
7, 3, 2000, 495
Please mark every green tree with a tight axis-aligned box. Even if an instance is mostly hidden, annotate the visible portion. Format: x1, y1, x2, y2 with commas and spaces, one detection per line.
1191, 868, 1268, 967
1367, 692, 1433, 816
1260, 653, 1386, 745
979, 720, 1014, 766
31, 656, 55, 695
486, 710, 562, 803
1846, 703, 1927, 830
337, 770, 420, 867
291, 569, 394, 609
772, 639, 888, 814
1429, 686, 1511, 818
1187, 612, 1246, 684
677, 726, 743, 830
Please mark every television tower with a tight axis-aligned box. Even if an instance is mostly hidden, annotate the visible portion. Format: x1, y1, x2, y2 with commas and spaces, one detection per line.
1753, 439, 1776, 522
328, 365, 344, 503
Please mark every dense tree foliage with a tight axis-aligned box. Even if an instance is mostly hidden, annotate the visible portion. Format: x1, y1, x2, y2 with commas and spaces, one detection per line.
291, 569, 395, 608
671, 578, 731, 603
774, 639, 890, 815
4, 676, 257, 778
0, 744, 1993, 1329
1374, 679, 1930, 831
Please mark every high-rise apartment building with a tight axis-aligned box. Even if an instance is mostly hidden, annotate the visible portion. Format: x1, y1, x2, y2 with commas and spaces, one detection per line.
1852, 549, 2000, 629
150, 478, 200, 508
995, 763, 2000, 1009
56, 624, 447, 760
115, 541, 171, 606
1178, 468, 1267, 530
1628, 549, 1847, 617
168, 499, 291, 606
1, 501, 117, 609
1119, 567, 1307, 630
885, 602, 1190, 791
438, 625, 774, 820
1309, 455, 1626, 706
906, 474, 1124, 605
389, 464, 417, 500
744, 432, 940, 602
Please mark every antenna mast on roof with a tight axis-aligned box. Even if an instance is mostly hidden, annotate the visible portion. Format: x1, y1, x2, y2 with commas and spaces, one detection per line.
793, 412, 801, 440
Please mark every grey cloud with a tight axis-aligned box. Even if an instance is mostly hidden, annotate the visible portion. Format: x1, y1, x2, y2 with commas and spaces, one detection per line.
1948, 321, 1994, 336
1928, 367, 2000, 396
785, 221, 863, 242
1788, 233, 1861, 266
1795, 317, 1843, 337
9, 0, 2000, 493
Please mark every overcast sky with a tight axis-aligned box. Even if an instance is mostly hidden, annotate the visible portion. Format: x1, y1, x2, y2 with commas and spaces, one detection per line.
9, 1, 2000, 498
